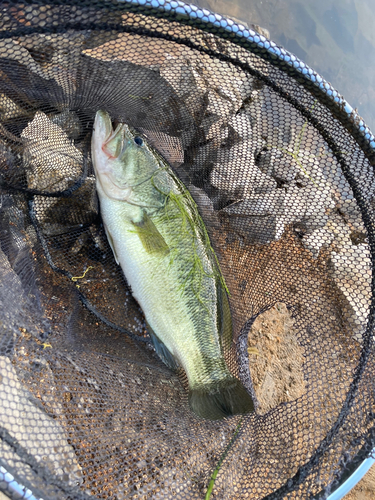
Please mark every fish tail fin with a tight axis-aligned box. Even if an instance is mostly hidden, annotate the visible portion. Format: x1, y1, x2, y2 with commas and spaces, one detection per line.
189, 377, 255, 420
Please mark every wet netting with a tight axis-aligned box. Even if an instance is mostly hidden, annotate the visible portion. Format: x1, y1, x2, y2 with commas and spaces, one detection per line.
0, 0, 375, 498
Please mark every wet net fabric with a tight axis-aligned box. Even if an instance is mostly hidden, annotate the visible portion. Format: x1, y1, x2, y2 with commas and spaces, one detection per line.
0, 1, 374, 499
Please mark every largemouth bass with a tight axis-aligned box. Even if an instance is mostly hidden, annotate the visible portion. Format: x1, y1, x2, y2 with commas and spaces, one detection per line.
91, 110, 254, 420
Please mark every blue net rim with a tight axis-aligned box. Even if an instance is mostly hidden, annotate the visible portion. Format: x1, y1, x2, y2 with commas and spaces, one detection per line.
327, 451, 375, 500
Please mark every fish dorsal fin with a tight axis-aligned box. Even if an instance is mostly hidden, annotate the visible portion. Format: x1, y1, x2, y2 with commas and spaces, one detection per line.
132, 211, 169, 256
104, 223, 120, 265
146, 322, 179, 371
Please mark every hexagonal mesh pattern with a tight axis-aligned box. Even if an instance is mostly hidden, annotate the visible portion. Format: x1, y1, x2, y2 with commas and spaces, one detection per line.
0, 1, 374, 499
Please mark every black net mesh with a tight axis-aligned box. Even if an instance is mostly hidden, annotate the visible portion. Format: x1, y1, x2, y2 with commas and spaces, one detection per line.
0, 1, 374, 499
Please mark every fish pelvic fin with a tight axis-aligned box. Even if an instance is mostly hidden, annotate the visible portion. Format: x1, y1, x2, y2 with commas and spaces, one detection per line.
189, 377, 254, 420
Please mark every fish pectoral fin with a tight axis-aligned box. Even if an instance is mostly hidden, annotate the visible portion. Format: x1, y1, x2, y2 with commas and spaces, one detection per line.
132, 211, 169, 256
147, 322, 179, 371
104, 224, 120, 265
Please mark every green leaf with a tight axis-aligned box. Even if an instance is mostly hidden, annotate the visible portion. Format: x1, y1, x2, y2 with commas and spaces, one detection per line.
205, 418, 243, 500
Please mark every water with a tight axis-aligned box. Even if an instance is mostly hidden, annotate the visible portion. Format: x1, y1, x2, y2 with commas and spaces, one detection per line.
194, 0, 375, 135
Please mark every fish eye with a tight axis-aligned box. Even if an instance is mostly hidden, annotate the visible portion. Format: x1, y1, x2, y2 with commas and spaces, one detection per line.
134, 136, 143, 146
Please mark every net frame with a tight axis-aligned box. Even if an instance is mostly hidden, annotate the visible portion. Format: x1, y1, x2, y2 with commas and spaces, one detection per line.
0, 1, 374, 499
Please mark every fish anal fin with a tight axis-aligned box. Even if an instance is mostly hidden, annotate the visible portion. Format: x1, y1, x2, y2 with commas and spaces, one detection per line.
147, 322, 179, 371
132, 211, 169, 256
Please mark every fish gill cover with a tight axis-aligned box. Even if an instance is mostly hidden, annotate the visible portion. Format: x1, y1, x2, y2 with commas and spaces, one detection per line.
0, 0, 374, 499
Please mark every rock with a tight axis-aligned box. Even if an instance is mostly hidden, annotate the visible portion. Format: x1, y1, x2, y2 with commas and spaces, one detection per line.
224, 190, 285, 217
1, 33, 87, 96
0, 138, 17, 184
83, 32, 207, 137
217, 156, 335, 242
223, 191, 286, 244
188, 184, 220, 231
336, 197, 366, 235
160, 59, 209, 128
139, 129, 184, 168
206, 89, 235, 118
50, 110, 82, 141
0, 196, 47, 347
0, 247, 23, 356
195, 135, 264, 188
225, 214, 285, 245
326, 214, 353, 248
83, 32, 184, 68
21, 111, 86, 231
193, 141, 218, 169
302, 227, 334, 258
257, 148, 301, 183
0, 356, 82, 486
249, 24, 271, 39
216, 138, 263, 164
248, 88, 300, 144
0, 93, 29, 121
39, 176, 98, 237
210, 159, 277, 197
228, 113, 253, 139
76, 55, 196, 142
247, 302, 306, 414
203, 58, 254, 114
330, 243, 372, 341
284, 183, 335, 232
22, 111, 82, 192
201, 116, 229, 144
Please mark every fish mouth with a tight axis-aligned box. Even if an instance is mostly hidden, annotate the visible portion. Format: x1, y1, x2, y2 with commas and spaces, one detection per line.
102, 123, 126, 160
94, 110, 132, 160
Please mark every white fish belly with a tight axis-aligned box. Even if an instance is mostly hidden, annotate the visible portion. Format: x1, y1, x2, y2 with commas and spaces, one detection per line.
99, 195, 228, 386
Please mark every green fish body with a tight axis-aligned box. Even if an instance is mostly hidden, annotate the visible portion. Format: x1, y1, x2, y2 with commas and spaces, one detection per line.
91, 110, 254, 420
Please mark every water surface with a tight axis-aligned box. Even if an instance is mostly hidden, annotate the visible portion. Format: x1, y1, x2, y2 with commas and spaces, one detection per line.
194, 0, 375, 134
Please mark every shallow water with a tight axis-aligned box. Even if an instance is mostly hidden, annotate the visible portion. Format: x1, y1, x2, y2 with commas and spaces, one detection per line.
194, 0, 375, 135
